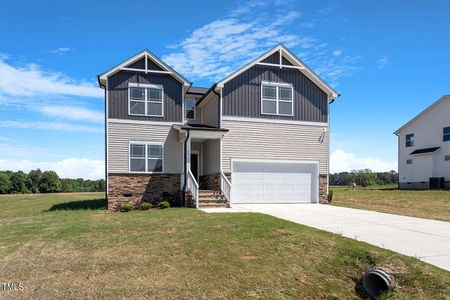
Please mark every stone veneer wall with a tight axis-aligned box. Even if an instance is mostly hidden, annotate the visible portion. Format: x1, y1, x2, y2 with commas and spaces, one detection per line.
319, 174, 328, 204
108, 173, 181, 211
199, 173, 221, 190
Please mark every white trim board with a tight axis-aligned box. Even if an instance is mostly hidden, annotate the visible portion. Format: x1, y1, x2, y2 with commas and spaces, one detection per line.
108, 118, 182, 126
222, 116, 328, 127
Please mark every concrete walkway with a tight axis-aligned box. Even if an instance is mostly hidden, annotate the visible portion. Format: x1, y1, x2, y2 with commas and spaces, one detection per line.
201, 204, 450, 271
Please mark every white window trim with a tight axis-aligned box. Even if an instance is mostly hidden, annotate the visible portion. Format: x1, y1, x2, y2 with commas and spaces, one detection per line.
128, 141, 164, 173
260, 81, 294, 117
128, 83, 164, 118
185, 98, 196, 120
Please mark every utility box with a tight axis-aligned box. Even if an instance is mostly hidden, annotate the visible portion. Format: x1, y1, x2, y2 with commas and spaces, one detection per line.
429, 177, 445, 189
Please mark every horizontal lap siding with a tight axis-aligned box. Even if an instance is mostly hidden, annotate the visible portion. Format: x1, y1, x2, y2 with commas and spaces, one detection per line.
222, 65, 328, 122
108, 71, 182, 122
221, 120, 328, 174
203, 139, 220, 175
202, 95, 219, 127
108, 122, 182, 173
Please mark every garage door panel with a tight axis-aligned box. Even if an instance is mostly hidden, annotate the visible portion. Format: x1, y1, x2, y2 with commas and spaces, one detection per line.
232, 160, 318, 204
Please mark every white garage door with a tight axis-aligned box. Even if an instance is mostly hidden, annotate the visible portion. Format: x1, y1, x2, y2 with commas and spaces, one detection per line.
232, 160, 319, 204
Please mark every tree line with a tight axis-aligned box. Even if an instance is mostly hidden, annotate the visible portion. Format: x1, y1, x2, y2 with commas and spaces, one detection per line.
329, 169, 398, 187
0, 169, 105, 194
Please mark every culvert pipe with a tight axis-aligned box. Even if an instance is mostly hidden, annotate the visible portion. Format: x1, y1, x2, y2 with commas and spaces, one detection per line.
362, 268, 392, 298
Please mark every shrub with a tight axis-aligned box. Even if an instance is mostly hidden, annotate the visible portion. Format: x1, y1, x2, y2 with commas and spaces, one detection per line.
158, 201, 170, 209
141, 202, 151, 210
327, 189, 333, 203
121, 203, 133, 212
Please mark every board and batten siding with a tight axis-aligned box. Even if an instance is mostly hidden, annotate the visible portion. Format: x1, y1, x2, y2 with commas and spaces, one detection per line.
108, 121, 182, 174
221, 119, 328, 174
222, 65, 328, 122
108, 71, 182, 122
202, 95, 219, 127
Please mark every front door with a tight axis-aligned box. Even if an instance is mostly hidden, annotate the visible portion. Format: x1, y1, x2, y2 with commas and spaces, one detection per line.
190, 153, 199, 181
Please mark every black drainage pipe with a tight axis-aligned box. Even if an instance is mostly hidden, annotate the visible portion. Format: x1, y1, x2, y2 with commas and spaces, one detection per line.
362, 268, 392, 298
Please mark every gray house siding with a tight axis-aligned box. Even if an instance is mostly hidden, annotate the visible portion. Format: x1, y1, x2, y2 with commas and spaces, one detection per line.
222, 65, 328, 122
108, 71, 182, 122
127, 57, 164, 71
261, 52, 293, 65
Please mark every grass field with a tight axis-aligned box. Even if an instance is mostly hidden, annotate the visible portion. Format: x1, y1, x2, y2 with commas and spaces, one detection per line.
0, 193, 449, 299
331, 186, 450, 222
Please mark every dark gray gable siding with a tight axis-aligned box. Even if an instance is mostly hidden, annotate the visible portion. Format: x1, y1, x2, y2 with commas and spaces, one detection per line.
108, 71, 182, 122
222, 65, 328, 122
126, 57, 164, 71
261, 52, 293, 66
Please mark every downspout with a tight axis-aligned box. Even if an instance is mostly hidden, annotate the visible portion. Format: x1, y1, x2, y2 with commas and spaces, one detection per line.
182, 129, 190, 206
213, 88, 221, 127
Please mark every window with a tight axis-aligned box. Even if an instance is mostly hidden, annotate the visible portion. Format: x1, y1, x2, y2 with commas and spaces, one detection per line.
443, 127, 450, 142
128, 83, 163, 117
185, 99, 196, 120
406, 159, 412, 165
129, 142, 163, 173
261, 82, 293, 116
445, 155, 450, 161
405, 133, 414, 147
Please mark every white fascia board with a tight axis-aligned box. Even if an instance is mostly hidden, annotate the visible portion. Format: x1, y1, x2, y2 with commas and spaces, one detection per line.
216, 44, 339, 100
394, 95, 449, 135
98, 50, 191, 87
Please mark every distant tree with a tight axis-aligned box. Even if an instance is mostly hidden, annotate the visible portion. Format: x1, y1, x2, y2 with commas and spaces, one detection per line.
98, 179, 106, 192
39, 171, 62, 193
352, 169, 378, 188
9, 171, 29, 193
27, 169, 42, 193
0, 173, 10, 194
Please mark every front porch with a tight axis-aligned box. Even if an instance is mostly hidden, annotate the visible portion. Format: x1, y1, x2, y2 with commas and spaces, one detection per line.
173, 124, 232, 208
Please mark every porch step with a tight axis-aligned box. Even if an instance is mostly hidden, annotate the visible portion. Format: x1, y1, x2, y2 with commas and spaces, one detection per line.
198, 190, 228, 208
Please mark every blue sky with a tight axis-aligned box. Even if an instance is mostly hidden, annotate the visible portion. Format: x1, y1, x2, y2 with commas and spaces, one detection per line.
0, 0, 449, 179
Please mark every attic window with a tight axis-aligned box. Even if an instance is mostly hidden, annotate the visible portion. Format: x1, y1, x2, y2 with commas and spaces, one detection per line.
128, 83, 163, 117
443, 127, 450, 142
261, 82, 293, 116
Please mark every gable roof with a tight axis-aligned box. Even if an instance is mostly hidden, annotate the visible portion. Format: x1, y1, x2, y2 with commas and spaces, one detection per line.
394, 95, 450, 135
215, 44, 339, 100
97, 49, 191, 88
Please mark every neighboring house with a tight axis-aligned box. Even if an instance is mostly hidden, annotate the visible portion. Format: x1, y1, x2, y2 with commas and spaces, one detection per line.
98, 45, 339, 211
394, 95, 450, 189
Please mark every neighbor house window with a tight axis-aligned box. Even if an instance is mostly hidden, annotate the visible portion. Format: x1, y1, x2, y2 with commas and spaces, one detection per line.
406, 159, 412, 165
445, 155, 450, 161
128, 83, 163, 117
129, 142, 163, 173
443, 127, 450, 142
185, 99, 196, 120
405, 133, 414, 147
261, 82, 293, 116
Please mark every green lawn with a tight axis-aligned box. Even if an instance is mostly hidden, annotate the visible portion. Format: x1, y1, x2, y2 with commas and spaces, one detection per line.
331, 186, 450, 222
0, 193, 449, 299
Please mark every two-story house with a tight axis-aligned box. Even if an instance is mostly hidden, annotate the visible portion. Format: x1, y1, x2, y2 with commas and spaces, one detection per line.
98, 45, 339, 210
394, 95, 450, 189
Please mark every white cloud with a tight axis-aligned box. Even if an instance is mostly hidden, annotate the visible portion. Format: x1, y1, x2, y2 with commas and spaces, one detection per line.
330, 149, 397, 173
0, 57, 101, 98
0, 120, 102, 133
0, 158, 104, 179
376, 55, 389, 69
162, 1, 359, 85
332, 50, 342, 56
50, 47, 73, 54
37, 105, 104, 124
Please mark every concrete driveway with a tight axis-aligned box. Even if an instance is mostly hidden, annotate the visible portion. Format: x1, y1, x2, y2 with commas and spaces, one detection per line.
206, 204, 450, 270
